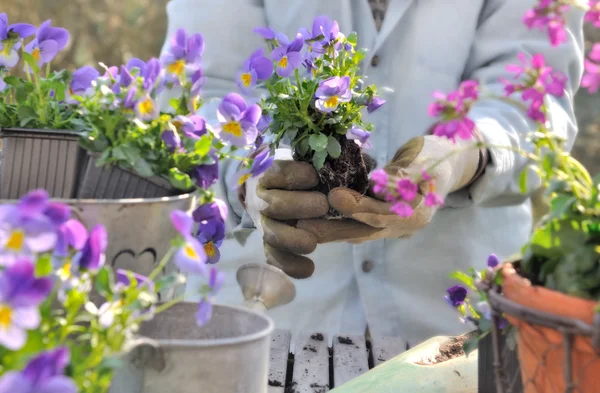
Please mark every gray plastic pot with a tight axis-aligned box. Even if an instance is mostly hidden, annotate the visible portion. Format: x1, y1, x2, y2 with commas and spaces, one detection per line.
0, 127, 87, 199
77, 152, 183, 199
109, 303, 274, 393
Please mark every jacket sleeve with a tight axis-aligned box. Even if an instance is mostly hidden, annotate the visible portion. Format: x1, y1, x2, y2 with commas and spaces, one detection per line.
159, 0, 268, 229
461, 0, 585, 207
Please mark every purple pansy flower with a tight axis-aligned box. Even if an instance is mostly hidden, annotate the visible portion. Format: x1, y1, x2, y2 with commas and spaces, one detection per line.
236, 147, 274, 186
346, 127, 371, 149
135, 94, 159, 121
0, 13, 35, 68
487, 254, 500, 268
216, 93, 261, 146
162, 129, 182, 153
0, 190, 58, 257
54, 219, 88, 258
0, 258, 53, 350
315, 76, 352, 113
271, 34, 304, 77
72, 225, 107, 272
253, 27, 289, 45
170, 210, 207, 274
25, 20, 69, 67
367, 96, 386, 113
197, 219, 225, 264
237, 48, 274, 93
303, 15, 341, 53
188, 67, 205, 112
67, 65, 99, 103
116, 269, 154, 290
42, 202, 71, 226
192, 199, 228, 224
444, 285, 468, 308
173, 115, 207, 139
160, 28, 204, 80
195, 266, 225, 325
0, 347, 77, 393
189, 154, 219, 189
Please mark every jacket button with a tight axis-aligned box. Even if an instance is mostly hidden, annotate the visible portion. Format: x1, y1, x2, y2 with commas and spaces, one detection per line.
362, 260, 375, 273
371, 55, 380, 67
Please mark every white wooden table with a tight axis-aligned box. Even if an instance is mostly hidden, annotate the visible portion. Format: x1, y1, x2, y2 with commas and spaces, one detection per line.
267, 329, 406, 392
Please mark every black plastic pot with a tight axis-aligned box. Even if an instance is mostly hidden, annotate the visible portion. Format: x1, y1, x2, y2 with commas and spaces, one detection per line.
77, 152, 180, 199
0, 127, 87, 199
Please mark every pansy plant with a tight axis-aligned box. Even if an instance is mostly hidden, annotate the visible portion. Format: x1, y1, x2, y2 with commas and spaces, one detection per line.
0, 190, 226, 393
235, 16, 386, 173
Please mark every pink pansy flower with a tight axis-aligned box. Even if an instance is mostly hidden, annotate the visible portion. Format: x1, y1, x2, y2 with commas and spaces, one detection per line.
585, 0, 600, 28
396, 178, 418, 202
391, 202, 413, 217
581, 44, 600, 94
428, 80, 480, 142
370, 169, 388, 195
522, 0, 569, 47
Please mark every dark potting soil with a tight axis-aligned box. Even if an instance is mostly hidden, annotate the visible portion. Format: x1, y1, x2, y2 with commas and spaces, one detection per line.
337, 336, 355, 345
415, 335, 468, 365
295, 135, 374, 219
269, 380, 284, 387
311, 333, 324, 341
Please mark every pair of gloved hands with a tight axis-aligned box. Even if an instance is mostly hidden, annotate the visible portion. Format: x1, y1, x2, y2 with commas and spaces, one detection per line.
240, 135, 482, 279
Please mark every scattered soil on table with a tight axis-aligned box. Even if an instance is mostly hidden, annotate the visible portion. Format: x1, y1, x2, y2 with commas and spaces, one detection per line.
337, 336, 354, 345
415, 335, 469, 365
284, 381, 298, 393
269, 379, 284, 387
311, 333, 324, 341
310, 383, 329, 393
303, 345, 318, 353
295, 136, 374, 219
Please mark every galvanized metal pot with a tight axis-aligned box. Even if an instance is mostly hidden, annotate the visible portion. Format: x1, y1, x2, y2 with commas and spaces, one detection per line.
0, 127, 87, 199
109, 303, 274, 393
65, 193, 198, 281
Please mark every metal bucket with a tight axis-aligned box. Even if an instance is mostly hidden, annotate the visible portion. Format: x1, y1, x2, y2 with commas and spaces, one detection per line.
64, 193, 198, 286
109, 303, 274, 393
0, 127, 87, 199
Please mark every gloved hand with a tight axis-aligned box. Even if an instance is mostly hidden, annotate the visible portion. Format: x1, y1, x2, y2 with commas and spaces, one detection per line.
243, 148, 329, 279
296, 134, 482, 244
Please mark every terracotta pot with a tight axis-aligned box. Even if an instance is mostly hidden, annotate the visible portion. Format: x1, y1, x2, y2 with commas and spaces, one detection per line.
501, 263, 600, 393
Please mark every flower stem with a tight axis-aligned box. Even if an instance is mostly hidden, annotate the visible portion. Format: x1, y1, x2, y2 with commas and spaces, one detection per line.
148, 246, 176, 281
154, 294, 186, 314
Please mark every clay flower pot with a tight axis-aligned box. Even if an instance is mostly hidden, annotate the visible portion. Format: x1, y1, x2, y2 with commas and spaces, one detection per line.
500, 263, 600, 393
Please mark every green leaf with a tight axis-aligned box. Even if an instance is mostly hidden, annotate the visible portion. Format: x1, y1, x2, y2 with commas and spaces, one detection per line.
154, 272, 186, 293
35, 254, 53, 277
22, 52, 40, 74
326, 136, 341, 158
15, 84, 34, 104
347, 32, 358, 45
448, 271, 476, 290
17, 105, 37, 119
3, 76, 22, 87
312, 149, 328, 171
462, 335, 479, 358
95, 266, 113, 296
168, 168, 193, 190
194, 135, 212, 157
132, 157, 154, 177
296, 137, 310, 156
112, 145, 140, 165
518, 168, 529, 194
309, 133, 328, 151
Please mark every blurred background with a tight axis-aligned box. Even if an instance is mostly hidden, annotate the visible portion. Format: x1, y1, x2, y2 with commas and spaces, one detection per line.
3, 0, 599, 177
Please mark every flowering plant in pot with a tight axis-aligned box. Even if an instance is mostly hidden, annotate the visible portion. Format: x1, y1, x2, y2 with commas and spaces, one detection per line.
0, 189, 229, 393
377, 1, 600, 392
235, 16, 386, 217
0, 16, 265, 200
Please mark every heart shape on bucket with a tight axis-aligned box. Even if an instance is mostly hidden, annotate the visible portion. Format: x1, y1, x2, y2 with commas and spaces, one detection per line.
111, 248, 158, 277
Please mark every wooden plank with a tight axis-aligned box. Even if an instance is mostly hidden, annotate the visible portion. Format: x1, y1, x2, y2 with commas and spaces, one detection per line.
369, 335, 406, 367
268, 329, 291, 393
292, 331, 330, 393
332, 334, 369, 388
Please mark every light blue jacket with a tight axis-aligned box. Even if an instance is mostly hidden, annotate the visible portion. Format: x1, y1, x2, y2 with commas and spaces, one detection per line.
161, 0, 584, 347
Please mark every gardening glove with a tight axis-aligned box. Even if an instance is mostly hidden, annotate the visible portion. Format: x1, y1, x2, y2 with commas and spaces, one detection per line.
297, 134, 483, 244
243, 148, 329, 279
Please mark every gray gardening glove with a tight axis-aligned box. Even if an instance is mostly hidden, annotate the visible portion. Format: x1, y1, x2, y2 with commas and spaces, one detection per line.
243, 148, 329, 279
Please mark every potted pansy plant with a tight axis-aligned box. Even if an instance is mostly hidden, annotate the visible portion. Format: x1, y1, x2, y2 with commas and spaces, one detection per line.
0, 19, 271, 280
353, 1, 600, 392
235, 16, 385, 217
0, 189, 274, 393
